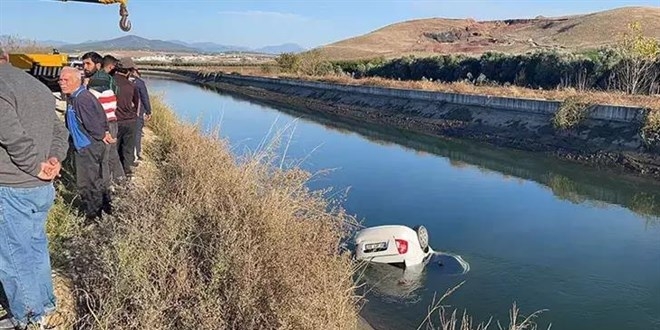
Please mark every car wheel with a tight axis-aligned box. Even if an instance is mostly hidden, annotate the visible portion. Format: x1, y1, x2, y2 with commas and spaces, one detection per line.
413, 225, 429, 253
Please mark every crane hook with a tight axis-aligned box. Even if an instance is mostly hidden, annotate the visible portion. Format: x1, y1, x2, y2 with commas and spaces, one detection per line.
119, 3, 131, 32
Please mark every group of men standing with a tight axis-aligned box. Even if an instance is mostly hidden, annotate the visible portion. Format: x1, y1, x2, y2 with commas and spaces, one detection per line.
0, 49, 151, 329
72, 51, 152, 221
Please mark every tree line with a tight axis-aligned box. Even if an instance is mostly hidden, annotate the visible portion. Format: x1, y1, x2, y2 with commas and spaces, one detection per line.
335, 50, 659, 94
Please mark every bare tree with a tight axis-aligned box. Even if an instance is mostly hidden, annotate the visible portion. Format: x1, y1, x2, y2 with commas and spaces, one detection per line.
0, 34, 52, 53
614, 22, 660, 95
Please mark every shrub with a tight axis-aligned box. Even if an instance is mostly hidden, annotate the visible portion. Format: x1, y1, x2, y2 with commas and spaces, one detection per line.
641, 108, 660, 148
552, 96, 593, 130
275, 52, 301, 73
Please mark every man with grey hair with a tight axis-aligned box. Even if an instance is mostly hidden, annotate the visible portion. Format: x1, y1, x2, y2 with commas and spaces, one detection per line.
59, 66, 110, 222
0, 51, 69, 329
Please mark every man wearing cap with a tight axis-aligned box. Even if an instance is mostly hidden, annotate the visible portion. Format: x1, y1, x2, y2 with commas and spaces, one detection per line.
113, 57, 140, 178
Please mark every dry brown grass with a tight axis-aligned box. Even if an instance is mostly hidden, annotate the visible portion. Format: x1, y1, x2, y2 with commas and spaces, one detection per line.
282, 74, 660, 111
57, 96, 362, 329
315, 6, 660, 60
418, 282, 550, 330
43, 173, 84, 329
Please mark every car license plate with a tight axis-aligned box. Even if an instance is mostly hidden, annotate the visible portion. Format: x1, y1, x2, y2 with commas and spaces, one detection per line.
364, 242, 387, 251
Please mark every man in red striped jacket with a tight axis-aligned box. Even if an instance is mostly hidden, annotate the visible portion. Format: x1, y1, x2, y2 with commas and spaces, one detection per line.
82, 52, 125, 208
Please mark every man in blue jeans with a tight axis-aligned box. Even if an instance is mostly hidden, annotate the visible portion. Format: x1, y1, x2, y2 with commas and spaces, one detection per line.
0, 51, 69, 329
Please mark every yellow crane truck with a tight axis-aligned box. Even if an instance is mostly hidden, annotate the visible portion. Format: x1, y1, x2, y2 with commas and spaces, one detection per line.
6, 0, 131, 91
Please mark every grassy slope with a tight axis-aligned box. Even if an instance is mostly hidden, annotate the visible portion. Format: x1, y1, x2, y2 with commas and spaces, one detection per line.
317, 6, 660, 60
46, 96, 361, 329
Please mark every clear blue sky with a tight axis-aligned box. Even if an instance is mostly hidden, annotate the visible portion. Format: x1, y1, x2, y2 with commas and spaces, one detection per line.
0, 0, 657, 49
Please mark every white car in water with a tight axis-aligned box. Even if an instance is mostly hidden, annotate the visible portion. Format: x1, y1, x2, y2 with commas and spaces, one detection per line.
353, 225, 432, 267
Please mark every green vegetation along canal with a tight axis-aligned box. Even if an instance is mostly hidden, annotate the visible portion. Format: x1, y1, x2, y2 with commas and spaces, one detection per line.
146, 77, 660, 330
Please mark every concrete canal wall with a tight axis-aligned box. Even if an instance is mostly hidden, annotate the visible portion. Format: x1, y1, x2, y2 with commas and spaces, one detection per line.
154, 69, 648, 122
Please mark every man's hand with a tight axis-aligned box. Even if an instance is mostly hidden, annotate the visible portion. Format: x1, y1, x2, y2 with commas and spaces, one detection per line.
103, 132, 116, 144
47, 157, 62, 178
37, 162, 57, 181
144, 114, 152, 121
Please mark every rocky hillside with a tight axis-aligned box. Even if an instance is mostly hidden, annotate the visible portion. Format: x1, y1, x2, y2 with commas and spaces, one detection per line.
317, 6, 660, 60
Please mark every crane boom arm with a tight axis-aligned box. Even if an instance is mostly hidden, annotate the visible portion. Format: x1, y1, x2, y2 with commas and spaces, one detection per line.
58, 0, 131, 31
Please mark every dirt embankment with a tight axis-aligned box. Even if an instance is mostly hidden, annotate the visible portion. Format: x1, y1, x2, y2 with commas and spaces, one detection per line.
145, 70, 660, 182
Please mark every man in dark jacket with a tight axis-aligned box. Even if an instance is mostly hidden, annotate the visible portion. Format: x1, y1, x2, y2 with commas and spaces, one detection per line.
59, 67, 109, 221
0, 56, 69, 329
113, 57, 140, 177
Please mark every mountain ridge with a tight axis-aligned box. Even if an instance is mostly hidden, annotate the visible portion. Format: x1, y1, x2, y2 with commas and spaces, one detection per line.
6, 35, 306, 54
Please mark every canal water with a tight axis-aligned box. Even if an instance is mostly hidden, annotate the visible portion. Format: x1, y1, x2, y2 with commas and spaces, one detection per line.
145, 77, 660, 330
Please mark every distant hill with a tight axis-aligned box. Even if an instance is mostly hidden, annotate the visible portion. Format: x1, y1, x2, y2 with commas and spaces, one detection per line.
59, 35, 198, 53
317, 6, 660, 60
167, 40, 251, 53
41, 39, 69, 47
167, 40, 305, 54
255, 43, 306, 54
40, 35, 306, 54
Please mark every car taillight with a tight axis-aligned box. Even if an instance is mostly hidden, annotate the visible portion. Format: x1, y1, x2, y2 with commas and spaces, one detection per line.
395, 239, 408, 254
